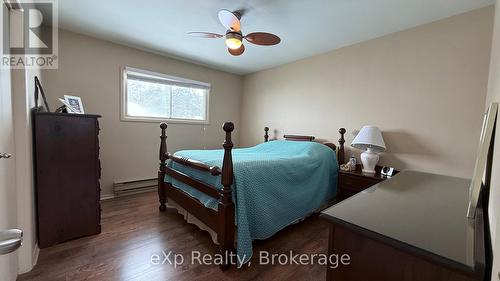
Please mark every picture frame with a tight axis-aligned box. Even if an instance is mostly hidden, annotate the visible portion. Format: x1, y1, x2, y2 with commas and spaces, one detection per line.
466, 102, 498, 218
58, 98, 78, 113
63, 95, 85, 114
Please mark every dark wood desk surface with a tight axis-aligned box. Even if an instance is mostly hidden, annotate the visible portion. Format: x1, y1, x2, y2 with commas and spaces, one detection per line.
321, 170, 477, 273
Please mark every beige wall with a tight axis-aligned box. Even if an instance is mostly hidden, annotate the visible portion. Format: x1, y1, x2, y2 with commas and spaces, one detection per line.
485, 2, 500, 280
240, 7, 493, 179
43, 30, 242, 197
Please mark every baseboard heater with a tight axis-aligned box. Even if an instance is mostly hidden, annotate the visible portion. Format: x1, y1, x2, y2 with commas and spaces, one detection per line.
113, 177, 157, 197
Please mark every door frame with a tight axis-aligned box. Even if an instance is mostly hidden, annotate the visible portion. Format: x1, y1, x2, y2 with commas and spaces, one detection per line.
0, 2, 19, 280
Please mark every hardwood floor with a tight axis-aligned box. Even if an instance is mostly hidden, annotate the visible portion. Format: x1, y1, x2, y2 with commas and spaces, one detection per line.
18, 192, 330, 281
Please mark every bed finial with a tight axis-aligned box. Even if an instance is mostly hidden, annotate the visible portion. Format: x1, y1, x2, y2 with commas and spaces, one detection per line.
219, 121, 235, 269
160, 123, 168, 165
264, 127, 269, 142
158, 123, 168, 211
338, 128, 346, 164
221, 121, 234, 192
223, 122, 234, 133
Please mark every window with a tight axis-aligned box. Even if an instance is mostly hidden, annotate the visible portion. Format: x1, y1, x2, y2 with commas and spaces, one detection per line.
121, 67, 210, 123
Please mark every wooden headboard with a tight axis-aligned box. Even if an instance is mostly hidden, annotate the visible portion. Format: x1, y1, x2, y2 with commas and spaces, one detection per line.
263, 128, 346, 165
283, 135, 315, 142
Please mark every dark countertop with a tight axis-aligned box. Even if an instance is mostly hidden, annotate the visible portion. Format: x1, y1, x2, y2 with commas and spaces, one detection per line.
321, 170, 475, 272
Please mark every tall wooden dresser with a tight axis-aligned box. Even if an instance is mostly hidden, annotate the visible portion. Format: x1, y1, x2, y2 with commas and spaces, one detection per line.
33, 112, 102, 248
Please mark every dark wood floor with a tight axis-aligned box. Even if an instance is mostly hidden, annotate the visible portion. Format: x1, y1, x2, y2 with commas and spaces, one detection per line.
18, 192, 330, 281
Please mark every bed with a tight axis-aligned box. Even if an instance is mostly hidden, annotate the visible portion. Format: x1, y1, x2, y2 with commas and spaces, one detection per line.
157, 122, 346, 268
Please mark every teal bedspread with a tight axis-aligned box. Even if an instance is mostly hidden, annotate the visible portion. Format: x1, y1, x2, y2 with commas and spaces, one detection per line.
165, 140, 338, 265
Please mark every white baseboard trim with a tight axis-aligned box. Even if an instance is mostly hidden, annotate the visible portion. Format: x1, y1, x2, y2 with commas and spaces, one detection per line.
114, 186, 156, 197
32, 243, 39, 267
101, 187, 156, 201
113, 178, 156, 197
100, 193, 115, 201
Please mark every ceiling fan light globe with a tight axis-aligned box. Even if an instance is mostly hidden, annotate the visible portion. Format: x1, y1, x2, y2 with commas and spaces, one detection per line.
225, 38, 242, 50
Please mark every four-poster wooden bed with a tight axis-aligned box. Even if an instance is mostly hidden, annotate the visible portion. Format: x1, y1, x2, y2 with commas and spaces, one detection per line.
157, 122, 346, 269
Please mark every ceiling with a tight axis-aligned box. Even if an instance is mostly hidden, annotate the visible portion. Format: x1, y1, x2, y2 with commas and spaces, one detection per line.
56, 0, 494, 75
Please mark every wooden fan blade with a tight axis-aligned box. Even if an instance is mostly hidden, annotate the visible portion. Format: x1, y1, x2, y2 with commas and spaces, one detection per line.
218, 9, 241, 32
188, 32, 223, 38
245, 32, 281, 46
228, 44, 245, 56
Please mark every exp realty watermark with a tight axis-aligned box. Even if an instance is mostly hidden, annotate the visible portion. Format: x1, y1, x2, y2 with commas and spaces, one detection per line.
1, 0, 58, 69
151, 250, 351, 269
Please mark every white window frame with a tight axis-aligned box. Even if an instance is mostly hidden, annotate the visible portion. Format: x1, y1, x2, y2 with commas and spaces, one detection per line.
121, 66, 211, 124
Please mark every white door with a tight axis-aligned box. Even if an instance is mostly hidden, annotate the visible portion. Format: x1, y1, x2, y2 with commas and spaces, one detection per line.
0, 2, 20, 280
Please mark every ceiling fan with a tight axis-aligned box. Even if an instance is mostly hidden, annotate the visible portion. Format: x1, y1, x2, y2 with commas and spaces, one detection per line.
188, 9, 281, 56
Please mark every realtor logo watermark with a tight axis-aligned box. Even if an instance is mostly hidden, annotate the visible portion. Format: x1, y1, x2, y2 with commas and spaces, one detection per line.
1, 0, 58, 69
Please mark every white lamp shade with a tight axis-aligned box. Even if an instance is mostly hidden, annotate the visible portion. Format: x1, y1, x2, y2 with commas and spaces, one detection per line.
351, 126, 386, 152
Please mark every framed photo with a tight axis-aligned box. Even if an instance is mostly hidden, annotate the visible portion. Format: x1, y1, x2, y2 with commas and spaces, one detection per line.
64, 95, 85, 114
467, 102, 498, 218
58, 98, 77, 113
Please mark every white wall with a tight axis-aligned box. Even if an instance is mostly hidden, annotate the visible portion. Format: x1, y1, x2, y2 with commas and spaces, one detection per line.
240, 7, 493, 179
42, 30, 243, 198
484, 1, 500, 280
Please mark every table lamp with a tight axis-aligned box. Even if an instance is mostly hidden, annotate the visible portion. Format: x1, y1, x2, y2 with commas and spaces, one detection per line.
351, 126, 386, 174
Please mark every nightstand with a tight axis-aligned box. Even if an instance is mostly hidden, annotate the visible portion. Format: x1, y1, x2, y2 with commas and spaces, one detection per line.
338, 164, 397, 201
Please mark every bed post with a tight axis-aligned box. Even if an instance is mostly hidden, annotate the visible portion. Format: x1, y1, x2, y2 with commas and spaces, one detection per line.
264, 127, 269, 142
158, 123, 168, 212
218, 122, 235, 270
338, 128, 346, 165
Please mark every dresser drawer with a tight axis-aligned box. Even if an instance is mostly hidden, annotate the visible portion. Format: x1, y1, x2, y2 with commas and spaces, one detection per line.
340, 187, 364, 199
339, 174, 381, 191
337, 165, 395, 201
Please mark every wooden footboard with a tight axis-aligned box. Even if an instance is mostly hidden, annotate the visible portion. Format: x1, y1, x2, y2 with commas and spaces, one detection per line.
158, 122, 236, 269
157, 123, 346, 269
